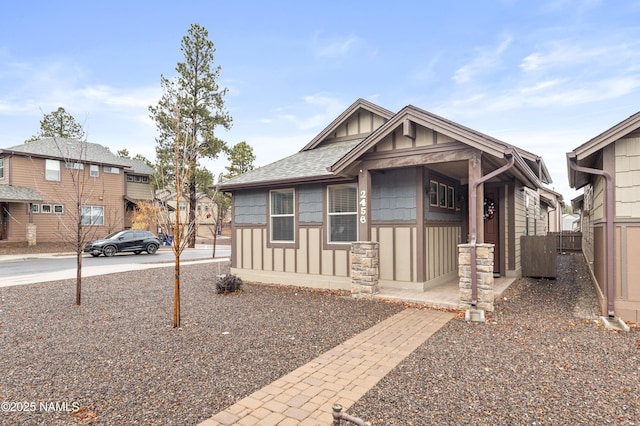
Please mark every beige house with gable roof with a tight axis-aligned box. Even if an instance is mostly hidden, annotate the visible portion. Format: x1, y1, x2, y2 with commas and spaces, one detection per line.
219, 99, 558, 305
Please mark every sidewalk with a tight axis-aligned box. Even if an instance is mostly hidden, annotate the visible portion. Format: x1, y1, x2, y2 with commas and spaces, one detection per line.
199, 308, 454, 426
0, 245, 229, 287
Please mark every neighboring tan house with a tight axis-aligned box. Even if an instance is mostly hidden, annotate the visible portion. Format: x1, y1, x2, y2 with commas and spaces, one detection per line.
0, 138, 154, 243
218, 99, 555, 296
567, 111, 640, 323
121, 157, 156, 229
154, 190, 219, 240
540, 187, 564, 233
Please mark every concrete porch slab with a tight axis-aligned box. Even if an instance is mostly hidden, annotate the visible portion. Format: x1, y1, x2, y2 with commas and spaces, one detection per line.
374, 276, 516, 310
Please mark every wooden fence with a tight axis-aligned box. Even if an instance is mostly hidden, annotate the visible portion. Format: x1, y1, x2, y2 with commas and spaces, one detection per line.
521, 235, 557, 278
549, 231, 582, 252
521, 232, 582, 278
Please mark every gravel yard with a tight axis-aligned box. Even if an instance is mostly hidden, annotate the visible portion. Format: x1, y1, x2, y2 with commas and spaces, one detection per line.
0, 262, 403, 425
1, 252, 638, 425
350, 253, 640, 425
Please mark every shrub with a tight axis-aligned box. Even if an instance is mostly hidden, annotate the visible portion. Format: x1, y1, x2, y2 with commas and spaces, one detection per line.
216, 274, 243, 294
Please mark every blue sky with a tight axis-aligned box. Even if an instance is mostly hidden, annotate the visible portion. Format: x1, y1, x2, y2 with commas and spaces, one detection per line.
1, 0, 640, 202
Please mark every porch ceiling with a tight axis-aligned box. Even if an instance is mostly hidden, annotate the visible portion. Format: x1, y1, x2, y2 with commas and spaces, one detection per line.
427, 161, 468, 181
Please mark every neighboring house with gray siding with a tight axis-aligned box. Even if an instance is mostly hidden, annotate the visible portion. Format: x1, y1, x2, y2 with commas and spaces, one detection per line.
567, 111, 640, 323
218, 99, 555, 295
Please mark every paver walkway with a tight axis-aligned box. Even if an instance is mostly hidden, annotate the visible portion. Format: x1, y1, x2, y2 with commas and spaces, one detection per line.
199, 308, 454, 426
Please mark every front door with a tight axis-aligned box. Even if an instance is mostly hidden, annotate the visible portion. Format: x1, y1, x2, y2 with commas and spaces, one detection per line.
483, 188, 500, 274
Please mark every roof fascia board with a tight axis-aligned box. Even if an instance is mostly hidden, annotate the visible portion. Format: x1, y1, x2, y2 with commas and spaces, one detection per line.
512, 151, 543, 188
217, 175, 355, 192
573, 111, 640, 160
301, 98, 394, 151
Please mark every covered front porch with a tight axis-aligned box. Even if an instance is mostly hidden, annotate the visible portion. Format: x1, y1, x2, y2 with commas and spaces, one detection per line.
374, 275, 516, 311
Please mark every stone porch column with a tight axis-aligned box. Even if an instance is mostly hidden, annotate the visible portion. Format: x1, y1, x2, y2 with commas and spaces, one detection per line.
351, 241, 379, 298
27, 223, 37, 246
458, 243, 494, 311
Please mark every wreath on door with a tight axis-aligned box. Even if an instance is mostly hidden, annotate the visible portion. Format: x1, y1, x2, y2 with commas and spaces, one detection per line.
483, 197, 496, 220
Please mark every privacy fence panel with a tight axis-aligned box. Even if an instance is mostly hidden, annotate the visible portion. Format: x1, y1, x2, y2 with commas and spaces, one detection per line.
521, 235, 557, 278
549, 231, 582, 252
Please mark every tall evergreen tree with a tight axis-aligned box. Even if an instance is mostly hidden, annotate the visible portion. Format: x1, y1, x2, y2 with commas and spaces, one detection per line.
26, 107, 85, 142
224, 141, 256, 179
149, 23, 232, 247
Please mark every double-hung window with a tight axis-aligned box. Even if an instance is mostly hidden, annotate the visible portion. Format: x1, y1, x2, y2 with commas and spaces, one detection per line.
81, 205, 104, 225
270, 189, 294, 242
328, 184, 357, 243
0, 157, 4, 179
45, 159, 60, 181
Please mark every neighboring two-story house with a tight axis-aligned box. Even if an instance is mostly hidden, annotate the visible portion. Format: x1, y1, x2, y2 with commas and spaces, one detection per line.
0, 138, 154, 244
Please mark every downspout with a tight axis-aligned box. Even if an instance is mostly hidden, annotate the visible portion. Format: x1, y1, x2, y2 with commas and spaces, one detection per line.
470, 149, 515, 305
568, 154, 615, 317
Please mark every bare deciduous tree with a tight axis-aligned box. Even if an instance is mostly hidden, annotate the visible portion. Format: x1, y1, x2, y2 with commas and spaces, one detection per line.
154, 94, 197, 328
28, 137, 122, 305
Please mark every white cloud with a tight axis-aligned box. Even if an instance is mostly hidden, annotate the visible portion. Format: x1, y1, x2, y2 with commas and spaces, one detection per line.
453, 35, 513, 84
520, 43, 613, 72
313, 33, 361, 58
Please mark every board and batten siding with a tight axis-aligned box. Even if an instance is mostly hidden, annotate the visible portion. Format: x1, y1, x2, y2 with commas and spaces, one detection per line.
612, 137, 640, 322
233, 225, 351, 290
231, 169, 461, 291
374, 126, 457, 153
371, 223, 460, 290
329, 110, 387, 139
231, 184, 351, 290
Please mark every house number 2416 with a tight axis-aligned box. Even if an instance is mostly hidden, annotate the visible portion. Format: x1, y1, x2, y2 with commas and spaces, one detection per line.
359, 190, 367, 223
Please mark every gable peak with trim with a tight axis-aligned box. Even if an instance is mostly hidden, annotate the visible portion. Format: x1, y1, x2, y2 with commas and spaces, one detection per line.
218, 99, 551, 191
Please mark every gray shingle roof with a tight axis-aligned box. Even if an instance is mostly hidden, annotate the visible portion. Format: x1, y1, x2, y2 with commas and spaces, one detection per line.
218, 139, 362, 189
3, 138, 135, 168
119, 157, 155, 175
0, 184, 42, 202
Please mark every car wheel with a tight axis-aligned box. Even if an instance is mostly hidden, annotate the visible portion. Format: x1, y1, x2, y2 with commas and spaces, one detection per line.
146, 244, 158, 255
103, 245, 117, 257
134, 250, 141, 255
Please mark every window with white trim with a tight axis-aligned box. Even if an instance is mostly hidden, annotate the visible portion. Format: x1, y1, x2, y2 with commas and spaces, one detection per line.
270, 189, 294, 242
31, 204, 39, 213
81, 205, 104, 225
328, 184, 358, 243
0, 157, 4, 179
41, 204, 52, 213
65, 161, 84, 170
103, 166, 120, 174
90, 165, 99, 177
54, 204, 64, 214
45, 159, 60, 181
